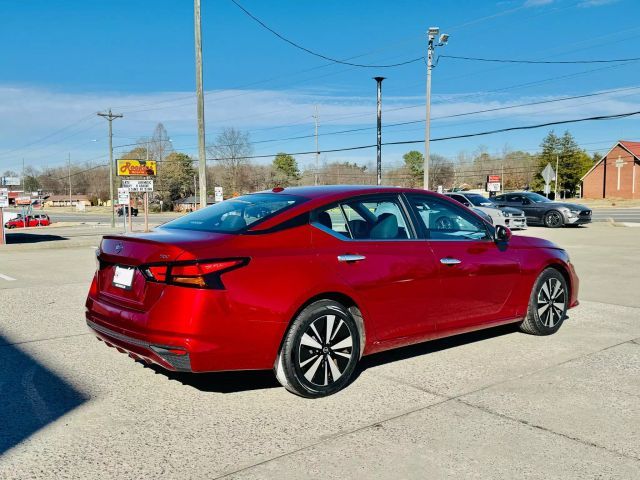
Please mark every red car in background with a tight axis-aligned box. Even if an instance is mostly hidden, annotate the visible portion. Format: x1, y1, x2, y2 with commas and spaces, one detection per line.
4, 213, 51, 229
86, 186, 579, 397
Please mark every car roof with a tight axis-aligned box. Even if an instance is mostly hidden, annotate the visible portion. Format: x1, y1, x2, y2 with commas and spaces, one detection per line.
250, 185, 451, 231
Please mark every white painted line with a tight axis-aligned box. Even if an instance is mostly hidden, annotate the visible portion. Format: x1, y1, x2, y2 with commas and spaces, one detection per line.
0, 273, 17, 281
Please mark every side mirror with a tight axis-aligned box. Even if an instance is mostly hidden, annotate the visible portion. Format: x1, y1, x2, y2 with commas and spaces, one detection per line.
522, 198, 531, 205
463, 201, 471, 207
495, 224, 512, 243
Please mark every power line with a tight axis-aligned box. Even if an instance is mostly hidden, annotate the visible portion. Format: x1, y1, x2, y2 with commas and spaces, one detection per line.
229, 0, 423, 68
440, 54, 640, 65
200, 109, 640, 162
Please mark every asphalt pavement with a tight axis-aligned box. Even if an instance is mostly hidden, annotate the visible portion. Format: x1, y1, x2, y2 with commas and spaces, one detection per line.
0, 224, 638, 478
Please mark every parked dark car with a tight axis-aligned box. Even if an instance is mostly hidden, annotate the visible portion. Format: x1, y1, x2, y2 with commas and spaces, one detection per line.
117, 206, 139, 217
492, 192, 591, 228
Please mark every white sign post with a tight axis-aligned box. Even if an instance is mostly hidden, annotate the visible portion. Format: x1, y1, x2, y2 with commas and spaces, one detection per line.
214, 186, 223, 203
118, 188, 130, 233
541, 163, 556, 198
122, 180, 154, 232
0, 188, 8, 245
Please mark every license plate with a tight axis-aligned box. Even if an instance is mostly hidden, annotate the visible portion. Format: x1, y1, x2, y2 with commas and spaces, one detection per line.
113, 266, 135, 290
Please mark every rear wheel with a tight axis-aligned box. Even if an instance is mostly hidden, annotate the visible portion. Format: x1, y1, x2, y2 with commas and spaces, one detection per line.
520, 268, 568, 335
544, 210, 564, 228
275, 300, 360, 398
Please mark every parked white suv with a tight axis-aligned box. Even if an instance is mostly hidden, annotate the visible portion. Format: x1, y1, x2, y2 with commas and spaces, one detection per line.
445, 192, 527, 230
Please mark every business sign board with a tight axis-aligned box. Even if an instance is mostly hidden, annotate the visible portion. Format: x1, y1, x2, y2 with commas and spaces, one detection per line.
117, 159, 157, 176
486, 174, 501, 192
16, 196, 32, 205
117, 188, 130, 205
214, 186, 224, 202
0, 188, 8, 208
1, 176, 20, 186
121, 179, 153, 192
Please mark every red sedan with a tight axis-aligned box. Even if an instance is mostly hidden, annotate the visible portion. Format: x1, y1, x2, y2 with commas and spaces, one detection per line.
4, 214, 51, 229
86, 186, 579, 397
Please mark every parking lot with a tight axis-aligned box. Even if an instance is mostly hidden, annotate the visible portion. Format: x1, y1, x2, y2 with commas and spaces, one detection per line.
0, 223, 639, 479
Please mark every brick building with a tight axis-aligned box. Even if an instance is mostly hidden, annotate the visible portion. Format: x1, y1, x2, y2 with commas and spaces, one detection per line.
581, 140, 640, 199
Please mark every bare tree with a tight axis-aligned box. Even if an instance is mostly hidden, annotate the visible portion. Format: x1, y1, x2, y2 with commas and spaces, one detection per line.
149, 123, 172, 163
208, 127, 253, 195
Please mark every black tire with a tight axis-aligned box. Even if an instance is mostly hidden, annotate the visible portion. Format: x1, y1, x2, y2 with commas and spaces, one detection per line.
544, 210, 564, 228
520, 268, 568, 335
275, 300, 360, 398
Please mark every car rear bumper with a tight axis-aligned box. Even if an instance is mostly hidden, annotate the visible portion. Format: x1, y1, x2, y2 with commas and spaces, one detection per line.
85, 279, 287, 373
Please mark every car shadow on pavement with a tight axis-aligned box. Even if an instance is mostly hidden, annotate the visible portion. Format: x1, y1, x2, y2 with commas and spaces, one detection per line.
6, 232, 68, 244
143, 363, 281, 393
353, 323, 521, 382
141, 323, 525, 395
0, 334, 88, 455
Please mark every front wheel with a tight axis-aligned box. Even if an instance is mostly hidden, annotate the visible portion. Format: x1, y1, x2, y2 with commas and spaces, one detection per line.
520, 268, 568, 335
275, 300, 360, 398
544, 210, 564, 228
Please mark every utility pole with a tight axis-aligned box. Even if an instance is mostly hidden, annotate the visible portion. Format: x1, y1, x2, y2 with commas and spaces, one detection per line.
22, 158, 25, 194
374, 77, 385, 186
424, 27, 449, 191
97, 109, 123, 228
194, 0, 207, 208
313, 106, 319, 186
68, 153, 72, 207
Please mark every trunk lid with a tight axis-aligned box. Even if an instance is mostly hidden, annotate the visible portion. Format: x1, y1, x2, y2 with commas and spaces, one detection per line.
96, 228, 234, 311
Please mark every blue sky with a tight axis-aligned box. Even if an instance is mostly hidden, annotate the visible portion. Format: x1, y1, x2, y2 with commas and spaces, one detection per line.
1, 0, 639, 174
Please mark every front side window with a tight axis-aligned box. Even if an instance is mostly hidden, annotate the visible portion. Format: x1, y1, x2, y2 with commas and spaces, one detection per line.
407, 195, 490, 241
524, 192, 551, 203
506, 194, 523, 203
312, 196, 414, 240
162, 193, 304, 233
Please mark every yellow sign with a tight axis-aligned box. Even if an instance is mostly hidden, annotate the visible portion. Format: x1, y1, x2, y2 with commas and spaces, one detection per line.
117, 159, 157, 176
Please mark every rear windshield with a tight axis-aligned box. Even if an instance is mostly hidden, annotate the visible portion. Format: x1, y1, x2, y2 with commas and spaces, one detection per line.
161, 193, 305, 233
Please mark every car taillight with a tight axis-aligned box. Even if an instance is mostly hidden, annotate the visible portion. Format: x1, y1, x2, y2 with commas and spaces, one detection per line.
142, 258, 248, 289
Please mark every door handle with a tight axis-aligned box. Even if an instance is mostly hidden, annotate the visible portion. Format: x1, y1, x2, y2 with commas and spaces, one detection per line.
440, 257, 462, 266
338, 254, 366, 263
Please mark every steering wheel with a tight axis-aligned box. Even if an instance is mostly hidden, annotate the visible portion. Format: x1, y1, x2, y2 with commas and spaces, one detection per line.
434, 216, 455, 230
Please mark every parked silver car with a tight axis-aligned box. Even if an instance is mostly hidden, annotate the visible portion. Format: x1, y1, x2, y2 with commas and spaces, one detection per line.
445, 192, 527, 230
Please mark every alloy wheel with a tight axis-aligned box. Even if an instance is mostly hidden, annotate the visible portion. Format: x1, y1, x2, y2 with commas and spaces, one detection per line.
545, 211, 563, 227
536, 278, 566, 327
298, 314, 354, 387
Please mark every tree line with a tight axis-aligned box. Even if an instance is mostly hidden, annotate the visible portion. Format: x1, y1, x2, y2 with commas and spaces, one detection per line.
2, 124, 599, 207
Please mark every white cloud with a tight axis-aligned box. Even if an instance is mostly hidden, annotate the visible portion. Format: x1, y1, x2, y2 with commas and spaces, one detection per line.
0, 84, 639, 170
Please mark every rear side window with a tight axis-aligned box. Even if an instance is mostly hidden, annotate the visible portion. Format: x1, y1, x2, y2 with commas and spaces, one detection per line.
162, 193, 304, 233
312, 196, 414, 240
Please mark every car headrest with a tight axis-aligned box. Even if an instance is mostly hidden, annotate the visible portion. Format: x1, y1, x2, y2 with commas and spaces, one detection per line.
370, 213, 398, 239
317, 211, 332, 229
220, 214, 247, 230
348, 219, 370, 239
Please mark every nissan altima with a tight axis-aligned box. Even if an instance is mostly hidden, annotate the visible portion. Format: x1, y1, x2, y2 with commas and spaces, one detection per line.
86, 186, 579, 397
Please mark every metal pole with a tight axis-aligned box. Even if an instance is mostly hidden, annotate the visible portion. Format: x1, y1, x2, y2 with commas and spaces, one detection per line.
313, 106, 319, 186
194, 0, 207, 208
374, 77, 385, 186
555, 154, 560, 199
424, 35, 434, 191
68, 153, 72, 207
98, 109, 123, 228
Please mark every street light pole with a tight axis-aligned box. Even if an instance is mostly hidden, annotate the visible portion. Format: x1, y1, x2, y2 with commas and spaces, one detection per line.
194, 0, 207, 209
313, 106, 319, 186
374, 77, 385, 186
424, 27, 449, 191
97, 109, 123, 228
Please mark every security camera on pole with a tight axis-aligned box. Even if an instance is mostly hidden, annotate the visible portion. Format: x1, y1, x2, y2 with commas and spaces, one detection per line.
423, 27, 449, 191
